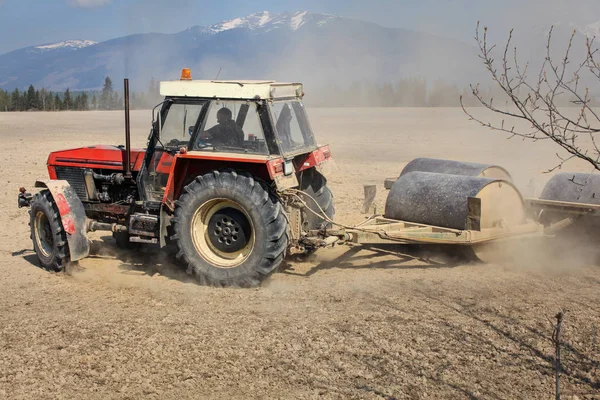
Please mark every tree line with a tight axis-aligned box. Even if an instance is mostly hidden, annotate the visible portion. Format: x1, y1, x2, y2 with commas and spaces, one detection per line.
0, 77, 162, 112
2, 75, 591, 111
0, 85, 89, 111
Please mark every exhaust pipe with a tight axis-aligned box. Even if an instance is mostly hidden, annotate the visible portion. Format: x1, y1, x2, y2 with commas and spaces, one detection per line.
123, 78, 132, 180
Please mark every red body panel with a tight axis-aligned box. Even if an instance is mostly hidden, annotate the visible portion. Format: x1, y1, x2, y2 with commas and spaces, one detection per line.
46, 144, 332, 208
162, 153, 275, 209
47, 145, 146, 178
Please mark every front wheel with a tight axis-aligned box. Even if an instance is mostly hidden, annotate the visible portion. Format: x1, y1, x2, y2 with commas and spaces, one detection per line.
29, 190, 70, 271
171, 170, 289, 287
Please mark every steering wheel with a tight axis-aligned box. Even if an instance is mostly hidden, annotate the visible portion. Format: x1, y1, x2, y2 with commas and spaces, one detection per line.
196, 138, 213, 149
166, 138, 187, 147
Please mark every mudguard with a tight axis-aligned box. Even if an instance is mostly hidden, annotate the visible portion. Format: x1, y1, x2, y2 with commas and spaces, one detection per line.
34, 180, 90, 262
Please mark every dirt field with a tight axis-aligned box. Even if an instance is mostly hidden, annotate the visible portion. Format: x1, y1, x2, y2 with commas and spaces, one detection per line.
1, 108, 599, 399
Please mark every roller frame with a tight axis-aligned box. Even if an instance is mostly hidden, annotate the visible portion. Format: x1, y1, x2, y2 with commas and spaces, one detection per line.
525, 198, 600, 217
311, 216, 544, 247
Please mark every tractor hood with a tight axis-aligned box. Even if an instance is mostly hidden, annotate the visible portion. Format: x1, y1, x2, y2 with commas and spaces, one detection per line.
47, 145, 146, 172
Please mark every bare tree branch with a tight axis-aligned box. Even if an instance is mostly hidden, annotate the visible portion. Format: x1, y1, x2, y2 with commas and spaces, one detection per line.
462, 23, 600, 172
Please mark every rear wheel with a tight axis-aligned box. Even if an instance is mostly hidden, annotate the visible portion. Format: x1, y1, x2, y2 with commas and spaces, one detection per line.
171, 170, 289, 287
298, 168, 335, 231
29, 190, 70, 271
296, 168, 335, 256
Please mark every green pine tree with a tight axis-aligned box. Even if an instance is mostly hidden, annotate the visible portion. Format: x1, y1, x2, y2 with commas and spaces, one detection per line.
54, 94, 63, 111
34, 89, 41, 109
44, 90, 54, 111
10, 89, 21, 111
26, 85, 36, 110
80, 92, 89, 110
100, 77, 113, 110
0, 90, 8, 111
63, 88, 72, 110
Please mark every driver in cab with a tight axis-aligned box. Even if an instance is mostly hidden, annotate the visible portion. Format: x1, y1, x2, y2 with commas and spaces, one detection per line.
200, 107, 244, 147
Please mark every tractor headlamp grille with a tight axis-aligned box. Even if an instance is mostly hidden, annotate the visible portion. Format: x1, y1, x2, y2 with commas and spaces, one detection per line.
55, 167, 89, 201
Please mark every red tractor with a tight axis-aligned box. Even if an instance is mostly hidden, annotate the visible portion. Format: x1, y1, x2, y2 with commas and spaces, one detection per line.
19, 72, 335, 287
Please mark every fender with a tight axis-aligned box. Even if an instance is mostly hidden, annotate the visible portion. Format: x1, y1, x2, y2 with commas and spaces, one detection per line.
34, 180, 90, 262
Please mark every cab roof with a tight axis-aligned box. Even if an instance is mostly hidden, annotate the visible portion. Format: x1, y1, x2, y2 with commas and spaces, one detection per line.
160, 79, 304, 100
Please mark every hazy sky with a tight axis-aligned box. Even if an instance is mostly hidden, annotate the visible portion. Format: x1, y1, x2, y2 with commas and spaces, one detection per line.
1, 0, 599, 54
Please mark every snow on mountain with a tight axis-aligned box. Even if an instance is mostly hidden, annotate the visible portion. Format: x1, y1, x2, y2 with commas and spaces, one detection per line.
290, 11, 308, 30
180, 11, 339, 40
32, 40, 97, 52
208, 11, 338, 33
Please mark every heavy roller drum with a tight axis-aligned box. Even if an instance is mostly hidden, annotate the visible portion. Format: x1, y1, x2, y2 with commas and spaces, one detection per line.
400, 158, 513, 181
538, 172, 600, 243
385, 171, 526, 262
540, 172, 600, 205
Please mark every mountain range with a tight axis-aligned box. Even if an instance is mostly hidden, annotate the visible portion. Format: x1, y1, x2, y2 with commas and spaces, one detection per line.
1, 11, 595, 93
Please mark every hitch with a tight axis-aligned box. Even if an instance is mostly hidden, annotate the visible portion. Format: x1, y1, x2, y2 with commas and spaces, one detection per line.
18, 187, 32, 208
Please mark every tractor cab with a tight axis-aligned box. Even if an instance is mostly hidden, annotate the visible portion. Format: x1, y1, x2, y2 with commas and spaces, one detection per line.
140, 74, 325, 203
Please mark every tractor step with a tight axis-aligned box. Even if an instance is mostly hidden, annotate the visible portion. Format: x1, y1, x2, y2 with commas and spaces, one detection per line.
129, 213, 159, 238
129, 236, 158, 244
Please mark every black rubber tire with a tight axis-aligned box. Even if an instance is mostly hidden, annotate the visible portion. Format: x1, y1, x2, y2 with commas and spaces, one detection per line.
298, 168, 335, 231
171, 170, 289, 287
29, 190, 70, 271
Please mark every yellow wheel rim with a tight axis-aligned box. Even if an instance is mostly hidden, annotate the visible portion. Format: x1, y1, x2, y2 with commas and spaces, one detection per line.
190, 199, 255, 268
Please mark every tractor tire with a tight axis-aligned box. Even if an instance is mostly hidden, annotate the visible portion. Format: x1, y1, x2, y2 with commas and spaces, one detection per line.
29, 190, 70, 271
298, 168, 335, 231
171, 170, 289, 287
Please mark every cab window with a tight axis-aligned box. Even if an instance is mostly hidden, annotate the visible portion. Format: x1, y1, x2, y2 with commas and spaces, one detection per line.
160, 102, 204, 147
192, 100, 268, 154
270, 100, 316, 154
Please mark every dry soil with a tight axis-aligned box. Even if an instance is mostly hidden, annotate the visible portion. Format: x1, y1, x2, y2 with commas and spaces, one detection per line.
0, 108, 598, 399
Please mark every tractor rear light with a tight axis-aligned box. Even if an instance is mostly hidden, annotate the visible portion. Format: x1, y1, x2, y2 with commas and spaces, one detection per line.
314, 145, 331, 163
180, 68, 192, 80
266, 158, 285, 178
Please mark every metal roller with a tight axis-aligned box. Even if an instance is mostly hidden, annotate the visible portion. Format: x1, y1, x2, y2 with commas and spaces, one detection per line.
540, 172, 600, 204
385, 171, 525, 231
400, 158, 512, 181
537, 173, 600, 242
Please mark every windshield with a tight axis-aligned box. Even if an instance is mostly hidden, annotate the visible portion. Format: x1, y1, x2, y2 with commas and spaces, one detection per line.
270, 100, 316, 154
191, 100, 269, 154
160, 102, 205, 147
